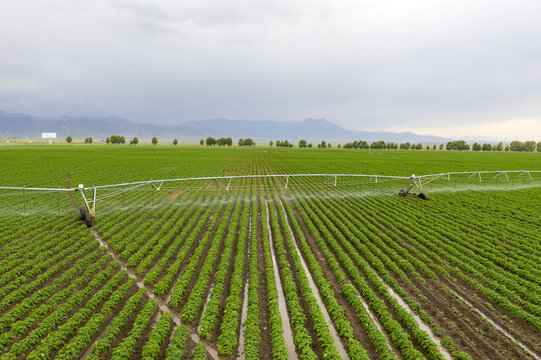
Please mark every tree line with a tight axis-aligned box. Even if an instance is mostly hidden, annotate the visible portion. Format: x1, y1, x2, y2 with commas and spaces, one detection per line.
63, 135, 541, 152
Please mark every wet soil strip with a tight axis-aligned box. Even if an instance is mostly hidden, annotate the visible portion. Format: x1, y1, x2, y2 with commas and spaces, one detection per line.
358, 290, 402, 359
67, 171, 219, 359
88, 228, 219, 360
236, 253, 250, 360
278, 199, 349, 360
197, 281, 216, 334
386, 286, 452, 360
265, 200, 298, 360
449, 288, 541, 360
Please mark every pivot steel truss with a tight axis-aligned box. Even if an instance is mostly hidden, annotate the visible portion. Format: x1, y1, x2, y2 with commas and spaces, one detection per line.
1, 170, 540, 219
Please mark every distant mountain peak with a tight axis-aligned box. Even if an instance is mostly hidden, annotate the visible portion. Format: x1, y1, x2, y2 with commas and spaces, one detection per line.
0, 110, 453, 143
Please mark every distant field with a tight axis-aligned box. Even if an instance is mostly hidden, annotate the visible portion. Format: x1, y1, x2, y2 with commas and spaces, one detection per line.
1, 146, 540, 359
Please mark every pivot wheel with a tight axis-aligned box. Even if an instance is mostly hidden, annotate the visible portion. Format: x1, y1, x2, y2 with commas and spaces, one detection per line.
399, 189, 407, 197
418, 192, 427, 200
79, 206, 92, 227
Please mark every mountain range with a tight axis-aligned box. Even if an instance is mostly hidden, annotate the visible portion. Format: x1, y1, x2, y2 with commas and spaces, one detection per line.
0, 111, 451, 143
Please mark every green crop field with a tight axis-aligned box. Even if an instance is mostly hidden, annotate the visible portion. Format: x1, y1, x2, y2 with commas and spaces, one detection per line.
1, 145, 540, 360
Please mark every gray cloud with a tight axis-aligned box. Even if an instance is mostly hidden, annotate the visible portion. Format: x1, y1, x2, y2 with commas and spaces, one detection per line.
1, 0, 541, 139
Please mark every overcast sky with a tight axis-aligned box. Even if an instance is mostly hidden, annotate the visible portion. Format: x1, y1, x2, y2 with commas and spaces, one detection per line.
1, 1, 541, 140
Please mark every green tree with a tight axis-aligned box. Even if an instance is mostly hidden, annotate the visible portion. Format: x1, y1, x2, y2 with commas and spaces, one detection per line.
110, 135, 125, 144
200, 139, 204, 146
446, 140, 469, 151
299, 139, 307, 148
327, 142, 331, 148
106, 137, 110, 144
537, 141, 541, 152
370, 141, 386, 149
439, 144, 443, 150
269, 140, 273, 147
206, 137, 216, 146
509, 140, 524, 151
173, 138, 178, 145
66, 136, 72, 143
481, 143, 492, 151
239, 138, 245, 146
472, 143, 481, 151
524, 141, 536, 152
496, 142, 503, 151
400, 142, 411, 150
308, 143, 312, 148
130, 137, 139, 145
152, 136, 158, 145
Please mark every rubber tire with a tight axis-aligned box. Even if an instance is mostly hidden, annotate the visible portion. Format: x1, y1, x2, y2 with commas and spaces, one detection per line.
399, 189, 407, 197
418, 192, 427, 200
79, 206, 92, 227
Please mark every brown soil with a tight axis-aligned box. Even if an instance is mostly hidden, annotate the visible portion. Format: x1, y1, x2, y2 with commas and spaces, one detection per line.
164, 188, 184, 202
154, 198, 224, 297
272, 200, 324, 359
299, 190, 432, 358
438, 275, 541, 358
288, 198, 381, 359
256, 196, 273, 360
208, 198, 245, 341
135, 198, 204, 278
129, 308, 159, 360
100, 294, 147, 359
21, 262, 116, 358
339, 194, 540, 360
79, 283, 138, 359
162, 194, 232, 307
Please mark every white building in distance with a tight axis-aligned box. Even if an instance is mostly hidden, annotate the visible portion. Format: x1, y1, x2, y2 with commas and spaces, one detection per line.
41, 132, 57, 139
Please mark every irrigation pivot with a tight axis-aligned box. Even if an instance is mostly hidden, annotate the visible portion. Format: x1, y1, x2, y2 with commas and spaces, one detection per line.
399, 174, 428, 200
1, 170, 539, 226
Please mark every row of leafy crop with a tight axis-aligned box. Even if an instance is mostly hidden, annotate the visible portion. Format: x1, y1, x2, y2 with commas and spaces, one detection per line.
167, 189, 236, 307
144, 190, 221, 287
257, 156, 367, 358
0, 244, 108, 353
283, 192, 402, 359
362, 194, 541, 331
0, 222, 89, 300
243, 192, 261, 359
429, 189, 541, 252
287, 168, 536, 352
263, 161, 449, 360
2, 252, 116, 358
408, 191, 541, 281
373, 194, 541, 309
404, 191, 541, 279
258, 159, 413, 359
274, 161, 471, 359
351, 191, 541, 321
216, 183, 250, 355
0, 236, 98, 319
197, 180, 248, 344
150, 192, 226, 294
273, 191, 372, 360
181, 183, 245, 327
